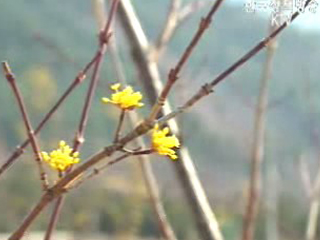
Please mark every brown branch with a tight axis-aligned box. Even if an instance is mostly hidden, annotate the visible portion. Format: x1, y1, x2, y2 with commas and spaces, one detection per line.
10, 140, 130, 240
113, 109, 126, 143
73, 49, 107, 151
148, 0, 225, 121
69, 153, 132, 189
0, 44, 98, 179
169, 0, 312, 115
73, 0, 119, 152
44, 1, 120, 239
2, 62, 49, 190
9, 192, 56, 240
241, 22, 277, 240
68, 149, 153, 189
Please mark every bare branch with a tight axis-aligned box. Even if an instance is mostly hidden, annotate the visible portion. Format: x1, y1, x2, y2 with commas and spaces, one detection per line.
0, 37, 98, 178
177, 0, 312, 113
178, 0, 211, 22
148, 0, 225, 121
150, 0, 181, 62
2, 62, 49, 190
241, 22, 277, 240
299, 155, 312, 198
44, 0, 120, 239
113, 110, 126, 143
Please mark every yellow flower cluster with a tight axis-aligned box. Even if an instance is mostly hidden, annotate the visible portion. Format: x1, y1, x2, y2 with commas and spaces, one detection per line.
41, 141, 80, 172
152, 124, 180, 160
102, 83, 144, 110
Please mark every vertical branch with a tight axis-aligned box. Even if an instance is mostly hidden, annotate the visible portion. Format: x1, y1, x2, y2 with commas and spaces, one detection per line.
2, 62, 49, 190
116, 1, 224, 240
265, 163, 278, 240
148, 0, 225, 121
97, 1, 178, 238
304, 160, 320, 240
304, 157, 320, 240
303, 63, 320, 240
44, 1, 120, 239
149, 0, 181, 62
150, 0, 211, 63
241, 22, 278, 240
306, 198, 320, 240
110, 42, 177, 240
73, 0, 120, 152
113, 110, 126, 143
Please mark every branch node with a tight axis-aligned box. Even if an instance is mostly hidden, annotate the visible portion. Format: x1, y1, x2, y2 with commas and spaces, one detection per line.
75, 134, 85, 145
200, 17, 211, 29
76, 72, 86, 84
99, 31, 113, 46
2, 61, 15, 82
169, 68, 179, 83
201, 83, 213, 95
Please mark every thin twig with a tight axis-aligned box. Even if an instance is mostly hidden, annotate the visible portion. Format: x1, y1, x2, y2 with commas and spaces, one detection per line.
72, 0, 119, 152
44, 1, 120, 239
241, 21, 277, 240
69, 149, 153, 189
68, 153, 131, 189
148, 0, 225, 121
2, 62, 49, 190
158, 0, 312, 122
149, 0, 181, 62
178, 1, 211, 23
150, 0, 210, 63
113, 109, 126, 143
0, 43, 99, 179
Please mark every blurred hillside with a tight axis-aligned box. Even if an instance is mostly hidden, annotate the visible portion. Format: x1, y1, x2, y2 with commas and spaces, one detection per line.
0, 0, 320, 239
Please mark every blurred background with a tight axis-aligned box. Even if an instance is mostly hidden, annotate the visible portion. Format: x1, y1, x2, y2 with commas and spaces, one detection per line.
0, 0, 320, 239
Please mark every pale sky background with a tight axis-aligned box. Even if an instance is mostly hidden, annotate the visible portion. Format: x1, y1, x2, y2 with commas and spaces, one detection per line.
228, 0, 320, 31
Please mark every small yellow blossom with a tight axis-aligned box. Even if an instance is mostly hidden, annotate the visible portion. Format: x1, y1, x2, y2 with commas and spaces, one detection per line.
152, 124, 180, 160
41, 141, 80, 172
102, 83, 144, 110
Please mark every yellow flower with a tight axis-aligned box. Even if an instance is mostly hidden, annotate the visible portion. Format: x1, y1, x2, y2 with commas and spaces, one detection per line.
41, 141, 80, 172
152, 124, 180, 160
102, 83, 144, 110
